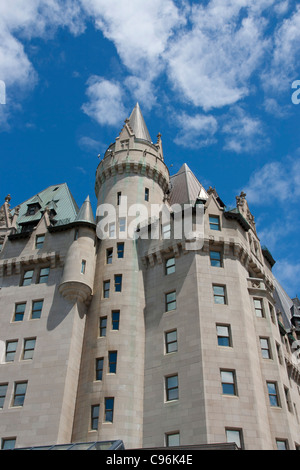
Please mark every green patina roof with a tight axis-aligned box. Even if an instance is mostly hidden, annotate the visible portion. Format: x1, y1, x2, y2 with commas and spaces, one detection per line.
13, 183, 79, 227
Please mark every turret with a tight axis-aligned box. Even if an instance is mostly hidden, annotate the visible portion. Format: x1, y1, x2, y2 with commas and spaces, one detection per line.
59, 196, 96, 304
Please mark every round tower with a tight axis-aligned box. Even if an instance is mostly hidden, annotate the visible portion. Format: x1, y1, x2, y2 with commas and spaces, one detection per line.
73, 104, 169, 448
59, 196, 96, 304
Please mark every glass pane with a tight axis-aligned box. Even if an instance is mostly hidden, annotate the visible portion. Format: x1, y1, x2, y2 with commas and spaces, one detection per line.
16, 304, 26, 313
226, 430, 241, 448
7, 341, 17, 352
167, 375, 178, 389
217, 326, 228, 336
213, 286, 225, 295
167, 342, 178, 353
167, 331, 177, 343
221, 371, 234, 383
218, 337, 230, 347
167, 433, 180, 447
167, 292, 176, 302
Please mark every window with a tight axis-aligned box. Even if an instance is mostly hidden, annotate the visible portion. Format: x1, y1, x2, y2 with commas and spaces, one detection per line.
162, 223, 171, 239
284, 386, 293, 413
35, 234, 45, 249
166, 375, 179, 401
117, 192, 121, 205
21, 269, 34, 286
112, 310, 120, 330
109, 222, 116, 238
105, 397, 114, 422
96, 358, 104, 381
276, 342, 283, 365
165, 257, 175, 275
5, 341, 18, 362
226, 429, 243, 449
254, 298, 264, 317
14, 303, 26, 322
38, 267, 50, 284
12, 382, 27, 407
117, 243, 124, 259
114, 274, 122, 292
0, 384, 8, 409
31, 300, 43, 319
100, 317, 107, 337
260, 337, 271, 359
267, 381, 280, 407
108, 351, 118, 374
106, 248, 113, 264
166, 291, 176, 312
221, 370, 237, 396
23, 338, 36, 360
276, 439, 289, 450
269, 303, 276, 323
145, 188, 149, 201
210, 250, 222, 267
103, 280, 110, 298
209, 215, 220, 231
166, 432, 180, 447
1, 438, 16, 450
165, 330, 178, 354
81, 260, 86, 274
119, 218, 126, 233
213, 285, 227, 304
217, 324, 232, 347
91, 405, 100, 430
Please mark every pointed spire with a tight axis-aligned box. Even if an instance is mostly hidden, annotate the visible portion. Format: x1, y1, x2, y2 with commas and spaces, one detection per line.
75, 196, 95, 225
128, 102, 152, 142
169, 163, 209, 205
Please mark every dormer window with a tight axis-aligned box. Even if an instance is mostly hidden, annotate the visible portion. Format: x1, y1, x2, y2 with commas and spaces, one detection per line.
26, 203, 40, 216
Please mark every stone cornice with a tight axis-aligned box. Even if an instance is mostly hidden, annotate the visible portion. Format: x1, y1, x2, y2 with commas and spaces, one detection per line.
0, 251, 61, 277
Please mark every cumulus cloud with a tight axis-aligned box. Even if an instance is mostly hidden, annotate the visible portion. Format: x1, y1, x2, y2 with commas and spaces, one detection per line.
82, 76, 127, 126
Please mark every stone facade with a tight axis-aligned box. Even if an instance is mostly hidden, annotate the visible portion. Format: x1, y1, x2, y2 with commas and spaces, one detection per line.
0, 104, 300, 450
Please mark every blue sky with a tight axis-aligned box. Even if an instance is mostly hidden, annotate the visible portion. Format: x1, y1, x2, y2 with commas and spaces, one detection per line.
0, 0, 300, 297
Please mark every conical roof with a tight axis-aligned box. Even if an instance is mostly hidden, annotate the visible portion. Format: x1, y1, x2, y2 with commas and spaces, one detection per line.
75, 195, 95, 225
128, 102, 152, 142
169, 164, 209, 205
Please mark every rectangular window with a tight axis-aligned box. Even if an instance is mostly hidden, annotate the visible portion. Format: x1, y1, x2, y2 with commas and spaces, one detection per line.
35, 234, 45, 249
0, 384, 8, 409
31, 300, 43, 319
267, 381, 280, 407
21, 269, 34, 286
217, 324, 232, 347
109, 222, 116, 238
276, 439, 289, 450
162, 223, 171, 239
284, 386, 293, 413
269, 303, 276, 323
108, 351, 118, 374
165, 330, 178, 354
103, 280, 110, 298
119, 218, 126, 233
210, 250, 222, 267
112, 310, 120, 330
165, 257, 175, 275
81, 260, 86, 274
166, 432, 180, 447
166, 291, 176, 312
12, 382, 27, 407
260, 337, 271, 359
221, 370, 237, 396
105, 397, 114, 422
226, 429, 243, 449
5, 341, 18, 362
209, 215, 220, 231
1, 439, 16, 450
254, 298, 264, 317
117, 192, 121, 205
114, 274, 122, 292
23, 338, 36, 360
38, 267, 50, 284
145, 188, 149, 201
100, 316, 107, 337
14, 303, 26, 322
117, 243, 124, 259
91, 405, 100, 430
166, 375, 179, 401
96, 358, 104, 381
106, 248, 113, 264
213, 285, 227, 304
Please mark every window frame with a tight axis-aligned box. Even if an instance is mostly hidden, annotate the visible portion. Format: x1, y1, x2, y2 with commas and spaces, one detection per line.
103, 280, 110, 299
35, 234, 45, 249
210, 250, 222, 267
221, 369, 237, 396
14, 303, 26, 322
209, 215, 220, 231
91, 404, 100, 430
0, 383, 8, 409
165, 374, 179, 402
165, 257, 175, 275
117, 242, 124, 259
31, 300, 43, 320
114, 274, 122, 292
104, 397, 114, 423
95, 358, 104, 381
165, 330, 178, 354
5, 340, 18, 362
165, 291, 176, 312
254, 298, 264, 318
106, 248, 113, 264
12, 381, 28, 407
213, 284, 227, 304
21, 269, 34, 287
108, 351, 118, 374
260, 337, 271, 359
99, 316, 107, 337
216, 324, 232, 347
38, 266, 50, 284
267, 381, 280, 407
112, 310, 120, 330
23, 338, 36, 360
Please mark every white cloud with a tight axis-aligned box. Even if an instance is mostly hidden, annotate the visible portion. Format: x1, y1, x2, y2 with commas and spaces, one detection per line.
166, 1, 271, 110
273, 259, 300, 298
82, 76, 127, 126
222, 107, 267, 154
174, 112, 218, 149
244, 155, 300, 205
